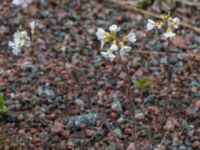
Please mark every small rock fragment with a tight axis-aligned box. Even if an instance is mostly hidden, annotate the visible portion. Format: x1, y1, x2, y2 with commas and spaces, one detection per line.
127, 143, 135, 150
111, 128, 122, 138
192, 141, 200, 148
85, 129, 96, 137
51, 121, 63, 134
135, 112, 145, 120
111, 100, 122, 112
75, 99, 85, 108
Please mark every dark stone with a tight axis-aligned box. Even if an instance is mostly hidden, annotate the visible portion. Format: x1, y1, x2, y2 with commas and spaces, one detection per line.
144, 94, 155, 105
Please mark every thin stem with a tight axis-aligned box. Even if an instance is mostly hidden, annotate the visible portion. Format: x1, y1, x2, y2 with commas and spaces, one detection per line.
163, 40, 172, 120
118, 55, 137, 148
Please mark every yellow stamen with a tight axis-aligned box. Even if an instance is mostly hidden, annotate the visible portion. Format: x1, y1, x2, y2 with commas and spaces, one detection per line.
119, 42, 124, 48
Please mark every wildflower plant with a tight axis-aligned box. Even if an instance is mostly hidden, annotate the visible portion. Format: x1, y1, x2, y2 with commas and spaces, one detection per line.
96, 24, 137, 146
146, 12, 181, 120
146, 12, 180, 39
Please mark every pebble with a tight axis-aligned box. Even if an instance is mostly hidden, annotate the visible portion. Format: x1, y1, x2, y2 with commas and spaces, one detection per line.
192, 91, 200, 99
66, 113, 99, 128
144, 94, 155, 105
62, 130, 70, 139
21, 61, 37, 72
195, 100, 200, 108
74, 99, 85, 108
111, 128, 122, 138
160, 57, 167, 64
135, 112, 145, 120
127, 143, 135, 150
7, 113, 18, 123
18, 113, 25, 121
178, 145, 187, 150
105, 143, 117, 150
111, 100, 123, 112
51, 121, 64, 135
186, 106, 198, 117
192, 141, 200, 148
85, 129, 96, 137
38, 86, 56, 99
169, 55, 179, 64
150, 59, 159, 66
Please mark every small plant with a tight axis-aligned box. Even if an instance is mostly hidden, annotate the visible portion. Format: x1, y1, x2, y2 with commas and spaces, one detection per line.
146, 12, 181, 120
96, 24, 137, 147
0, 95, 7, 113
133, 76, 154, 93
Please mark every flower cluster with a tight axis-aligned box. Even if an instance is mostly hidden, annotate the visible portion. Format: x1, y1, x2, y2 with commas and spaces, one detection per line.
12, 0, 32, 8
96, 24, 136, 61
146, 13, 180, 39
9, 31, 31, 55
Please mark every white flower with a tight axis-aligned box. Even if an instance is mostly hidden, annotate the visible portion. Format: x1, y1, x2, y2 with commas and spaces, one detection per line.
96, 28, 105, 40
146, 19, 155, 31
9, 31, 31, 55
12, 0, 32, 8
169, 17, 180, 29
13, 31, 31, 47
162, 32, 176, 40
109, 24, 121, 32
120, 46, 132, 57
128, 31, 136, 42
101, 51, 116, 61
109, 44, 118, 51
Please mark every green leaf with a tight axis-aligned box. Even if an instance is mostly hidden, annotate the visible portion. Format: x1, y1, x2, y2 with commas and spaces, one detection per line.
133, 76, 154, 92
0, 95, 7, 113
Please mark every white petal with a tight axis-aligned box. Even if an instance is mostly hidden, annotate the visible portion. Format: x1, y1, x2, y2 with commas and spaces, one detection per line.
120, 46, 132, 57
109, 24, 120, 32
108, 53, 116, 61
110, 44, 118, 51
101, 51, 109, 58
162, 32, 176, 40
101, 51, 116, 61
173, 17, 180, 29
8, 41, 15, 47
96, 28, 105, 40
128, 31, 136, 42
146, 19, 155, 31
12, 47, 21, 56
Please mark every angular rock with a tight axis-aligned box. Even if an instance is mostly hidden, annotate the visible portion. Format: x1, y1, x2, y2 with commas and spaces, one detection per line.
111, 100, 122, 112
66, 113, 99, 128
51, 121, 64, 134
